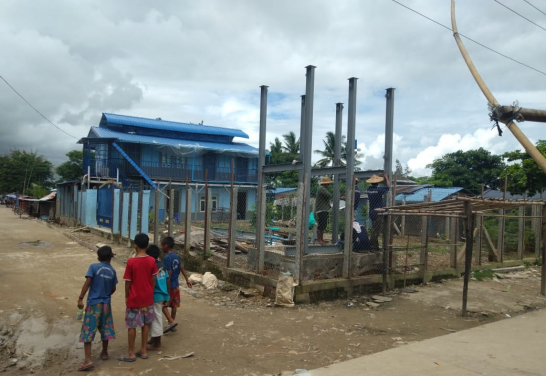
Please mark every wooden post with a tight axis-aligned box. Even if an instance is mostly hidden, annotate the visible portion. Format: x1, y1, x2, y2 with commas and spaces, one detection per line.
462, 202, 474, 317
450, 214, 458, 268
401, 196, 406, 236
534, 205, 542, 258
168, 181, 174, 238
420, 192, 431, 268
227, 160, 236, 268
541, 205, 546, 296
138, 180, 143, 233
498, 176, 507, 263
127, 187, 133, 246
476, 214, 483, 265
154, 188, 160, 244
532, 205, 538, 257
518, 205, 525, 259
184, 180, 192, 253
204, 170, 210, 260
296, 180, 305, 282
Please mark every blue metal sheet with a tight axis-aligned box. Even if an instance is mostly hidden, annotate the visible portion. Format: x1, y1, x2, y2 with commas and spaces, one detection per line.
101, 113, 249, 139
91, 127, 258, 156
396, 187, 464, 203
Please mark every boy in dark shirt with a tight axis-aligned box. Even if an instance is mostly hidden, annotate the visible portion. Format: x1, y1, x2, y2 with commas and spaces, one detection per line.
161, 236, 192, 333
76, 246, 118, 371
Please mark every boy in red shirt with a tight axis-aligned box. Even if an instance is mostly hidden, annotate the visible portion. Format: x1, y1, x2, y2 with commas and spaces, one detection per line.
118, 233, 158, 362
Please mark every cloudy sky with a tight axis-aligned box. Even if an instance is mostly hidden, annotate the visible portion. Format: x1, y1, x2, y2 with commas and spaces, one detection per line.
1, 0, 545, 176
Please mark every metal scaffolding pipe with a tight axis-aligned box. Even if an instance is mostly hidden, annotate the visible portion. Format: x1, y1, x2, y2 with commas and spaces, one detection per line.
303, 66, 316, 255
332, 103, 344, 242
343, 78, 357, 279
382, 88, 395, 293
256, 85, 268, 274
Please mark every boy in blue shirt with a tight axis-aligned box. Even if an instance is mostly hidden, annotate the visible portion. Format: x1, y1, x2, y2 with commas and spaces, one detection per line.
76, 246, 118, 371
146, 244, 170, 350
161, 236, 192, 333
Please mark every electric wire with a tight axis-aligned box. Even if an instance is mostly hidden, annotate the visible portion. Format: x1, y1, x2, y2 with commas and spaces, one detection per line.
493, 0, 546, 32
0, 74, 77, 139
390, 0, 546, 77
522, 0, 546, 18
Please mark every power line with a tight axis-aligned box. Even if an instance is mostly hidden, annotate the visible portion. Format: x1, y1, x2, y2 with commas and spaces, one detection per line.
0, 74, 77, 139
522, 0, 546, 18
494, 0, 546, 32
390, 0, 546, 77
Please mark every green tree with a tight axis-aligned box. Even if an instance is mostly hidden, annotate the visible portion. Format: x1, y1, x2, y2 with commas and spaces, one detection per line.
313, 131, 363, 168
282, 131, 300, 154
502, 140, 546, 196
394, 159, 412, 178
426, 148, 505, 194
0, 150, 53, 195
56, 150, 83, 182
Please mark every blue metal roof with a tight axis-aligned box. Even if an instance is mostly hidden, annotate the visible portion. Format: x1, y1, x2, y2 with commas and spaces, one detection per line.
90, 127, 258, 156
273, 187, 298, 194
100, 113, 249, 139
396, 187, 464, 203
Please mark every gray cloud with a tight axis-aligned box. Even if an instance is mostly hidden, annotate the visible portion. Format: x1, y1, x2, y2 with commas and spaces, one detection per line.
1, 0, 544, 176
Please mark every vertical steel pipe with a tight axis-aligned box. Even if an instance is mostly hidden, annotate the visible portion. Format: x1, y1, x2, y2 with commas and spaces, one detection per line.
256, 85, 268, 273
332, 103, 344, 243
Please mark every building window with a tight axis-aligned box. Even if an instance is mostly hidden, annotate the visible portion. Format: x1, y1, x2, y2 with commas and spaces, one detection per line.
174, 156, 185, 169
199, 195, 218, 212
161, 152, 170, 167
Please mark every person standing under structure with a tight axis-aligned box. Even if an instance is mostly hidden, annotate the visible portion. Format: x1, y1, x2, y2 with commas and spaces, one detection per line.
315, 176, 333, 245
366, 173, 390, 251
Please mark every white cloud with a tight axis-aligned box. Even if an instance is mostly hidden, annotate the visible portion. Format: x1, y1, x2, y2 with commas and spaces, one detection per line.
407, 128, 509, 177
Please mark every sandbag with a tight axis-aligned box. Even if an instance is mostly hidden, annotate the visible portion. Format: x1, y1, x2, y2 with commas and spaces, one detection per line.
202, 272, 218, 290
275, 274, 295, 308
188, 273, 203, 285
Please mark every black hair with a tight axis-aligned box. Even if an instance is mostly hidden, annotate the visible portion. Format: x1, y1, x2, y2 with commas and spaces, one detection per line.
161, 236, 175, 249
146, 244, 161, 260
97, 245, 113, 262
134, 233, 149, 249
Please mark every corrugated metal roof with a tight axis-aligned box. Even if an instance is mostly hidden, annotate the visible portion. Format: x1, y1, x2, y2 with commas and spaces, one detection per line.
273, 187, 298, 194
396, 187, 464, 203
40, 191, 57, 201
482, 189, 544, 200
91, 127, 259, 156
100, 113, 249, 139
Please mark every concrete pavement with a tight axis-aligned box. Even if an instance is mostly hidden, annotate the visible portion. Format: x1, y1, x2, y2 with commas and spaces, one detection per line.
310, 309, 546, 376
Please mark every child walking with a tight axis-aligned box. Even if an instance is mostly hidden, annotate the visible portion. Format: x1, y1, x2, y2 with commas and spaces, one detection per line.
161, 236, 192, 333
77, 246, 118, 372
118, 233, 158, 362
146, 244, 170, 350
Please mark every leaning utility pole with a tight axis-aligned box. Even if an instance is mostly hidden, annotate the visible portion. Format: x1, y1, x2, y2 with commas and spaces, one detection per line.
451, 0, 546, 173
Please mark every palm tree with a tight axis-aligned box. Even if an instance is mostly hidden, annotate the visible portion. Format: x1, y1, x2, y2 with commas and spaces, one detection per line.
282, 131, 300, 155
313, 131, 363, 168
269, 138, 283, 154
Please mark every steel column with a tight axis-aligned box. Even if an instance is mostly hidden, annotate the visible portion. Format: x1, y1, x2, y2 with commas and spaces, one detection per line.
332, 103, 344, 243
302, 66, 316, 255
343, 78, 357, 279
256, 85, 268, 274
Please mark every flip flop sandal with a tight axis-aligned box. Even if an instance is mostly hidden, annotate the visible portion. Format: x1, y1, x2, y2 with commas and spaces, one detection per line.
117, 355, 137, 362
163, 322, 178, 334
135, 352, 149, 359
77, 363, 94, 371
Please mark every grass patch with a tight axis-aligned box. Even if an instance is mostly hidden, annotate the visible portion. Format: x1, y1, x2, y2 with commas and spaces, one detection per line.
473, 268, 495, 281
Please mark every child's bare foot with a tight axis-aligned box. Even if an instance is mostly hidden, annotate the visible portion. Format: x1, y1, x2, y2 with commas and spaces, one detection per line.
100, 351, 109, 360
146, 345, 162, 351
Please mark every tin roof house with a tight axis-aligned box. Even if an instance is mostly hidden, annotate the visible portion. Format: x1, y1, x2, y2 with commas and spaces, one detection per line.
78, 113, 259, 220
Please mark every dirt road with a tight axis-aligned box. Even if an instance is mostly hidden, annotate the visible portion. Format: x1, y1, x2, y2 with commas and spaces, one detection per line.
1, 206, 545, 375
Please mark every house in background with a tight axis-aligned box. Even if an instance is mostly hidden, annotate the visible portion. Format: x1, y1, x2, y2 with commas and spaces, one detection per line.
78, 113, 259, 221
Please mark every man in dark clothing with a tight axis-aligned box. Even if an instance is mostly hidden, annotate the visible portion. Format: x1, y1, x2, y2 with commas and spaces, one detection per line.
366, 173, 390, 251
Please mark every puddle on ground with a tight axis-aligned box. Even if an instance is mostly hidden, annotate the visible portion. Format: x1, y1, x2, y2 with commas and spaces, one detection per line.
17, 240, 52, 248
